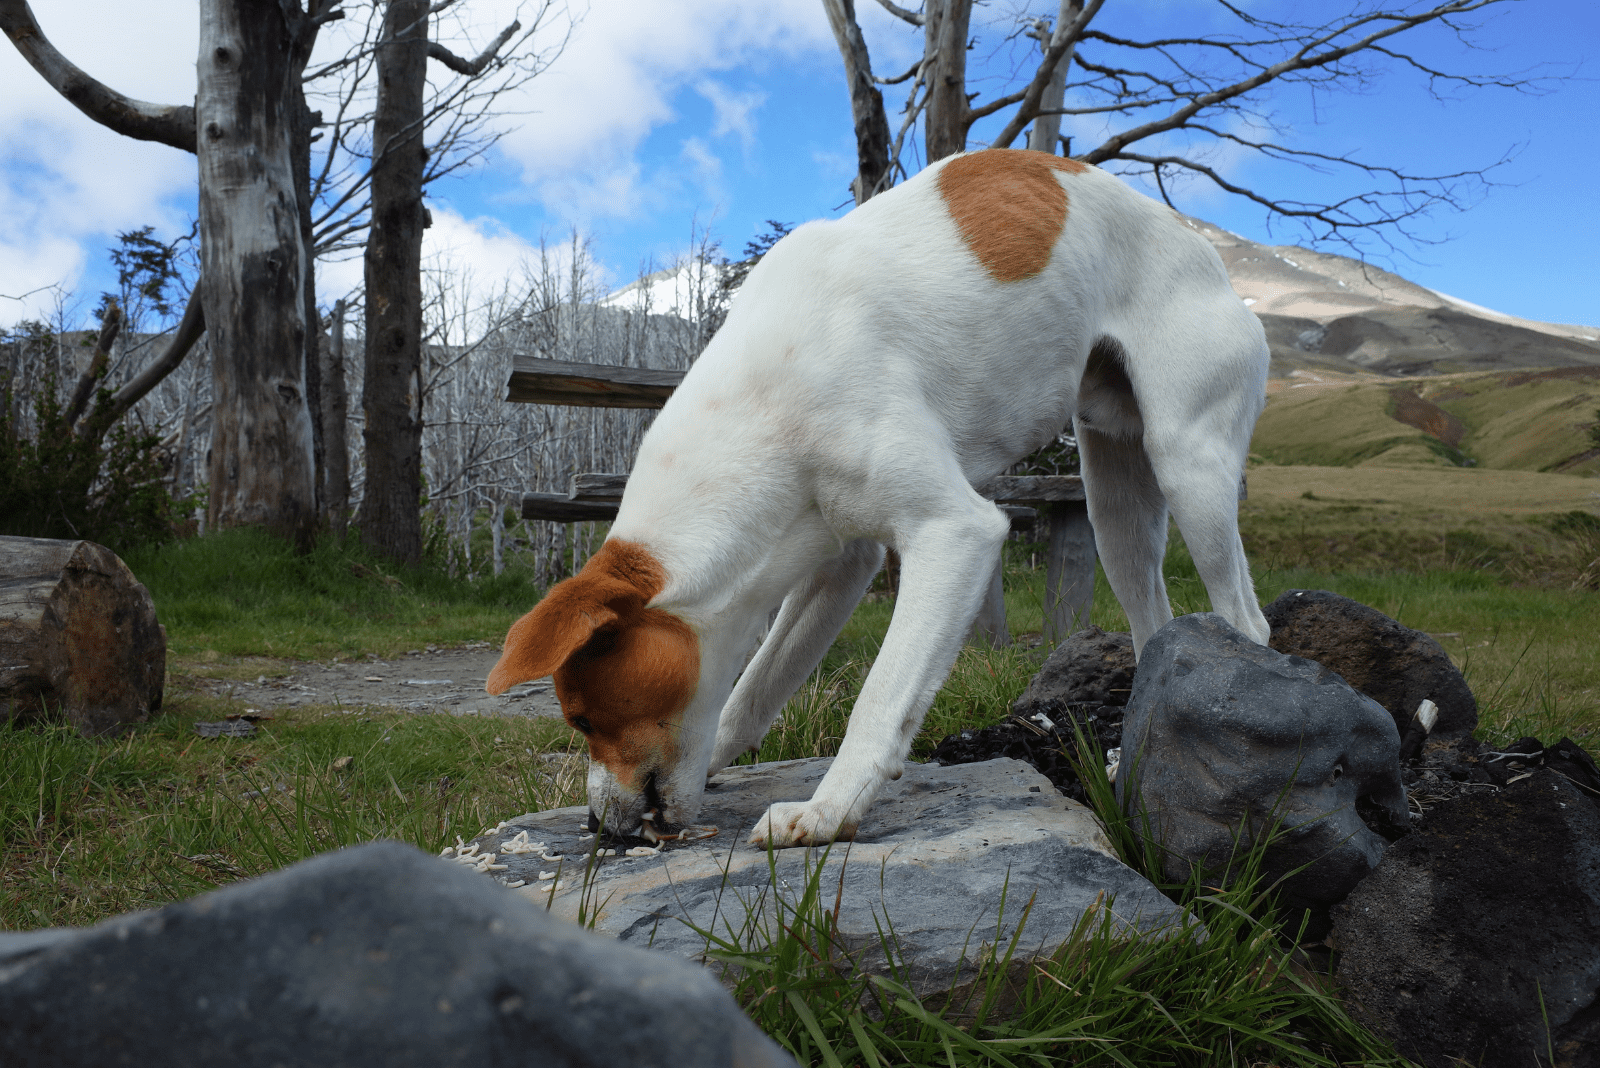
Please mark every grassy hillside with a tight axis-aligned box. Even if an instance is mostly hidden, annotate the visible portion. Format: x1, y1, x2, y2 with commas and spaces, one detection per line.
1253, 367, 1600, 475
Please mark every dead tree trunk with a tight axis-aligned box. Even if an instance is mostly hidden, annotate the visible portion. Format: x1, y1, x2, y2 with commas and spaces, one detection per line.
357, 0, 430, 563
322, 299, 352, 536
1026, 1, 1083, 156
923, 0, 971, 162
822, 0, 892, 205
197, 0, 318, 545
291, 58, 325, 528
0, 536, 166, 737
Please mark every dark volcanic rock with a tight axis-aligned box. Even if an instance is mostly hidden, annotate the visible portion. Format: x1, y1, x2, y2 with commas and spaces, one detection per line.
1264, 589, 1477, 740
1012, 626, 1137, 715
1333, 771, 1600, 1068
1117, 613, 1408, 924
0, 842, 795, 1068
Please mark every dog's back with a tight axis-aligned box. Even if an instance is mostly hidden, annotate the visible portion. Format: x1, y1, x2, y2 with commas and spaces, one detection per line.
619, 150, 1267, 607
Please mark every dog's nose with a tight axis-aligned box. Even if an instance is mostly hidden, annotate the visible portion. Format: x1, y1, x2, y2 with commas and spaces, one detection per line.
585, 810, 600, 833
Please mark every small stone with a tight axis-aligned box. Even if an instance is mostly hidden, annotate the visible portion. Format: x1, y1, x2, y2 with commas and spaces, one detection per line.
1012, 625, 1137, 715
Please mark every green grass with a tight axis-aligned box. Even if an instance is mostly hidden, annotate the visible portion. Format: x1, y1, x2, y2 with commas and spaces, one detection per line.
121, 526, 537, 660
1, 691, 584, 930
1252, 370, 1600, 475
705, 731, 1412, 1067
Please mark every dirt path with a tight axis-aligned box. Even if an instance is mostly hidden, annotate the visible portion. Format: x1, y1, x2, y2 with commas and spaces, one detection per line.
187, 643, 564, 719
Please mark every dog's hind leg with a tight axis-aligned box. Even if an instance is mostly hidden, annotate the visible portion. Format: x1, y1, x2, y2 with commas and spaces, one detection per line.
707, 538, 885, 776
1077, 424, 1174, 656
751, 496, 1010, 848
1134, 330, 1271, 649
1144, 423, 1269, 647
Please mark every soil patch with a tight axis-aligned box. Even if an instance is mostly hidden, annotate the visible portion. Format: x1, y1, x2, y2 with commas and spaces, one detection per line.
178, 644, 562, 719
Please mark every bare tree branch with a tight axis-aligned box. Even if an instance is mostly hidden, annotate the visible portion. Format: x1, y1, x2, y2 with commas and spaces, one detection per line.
0, 0, 196, 152
823, 0, 893, 204
99, 284, 208, 429
65, 302, 121, 426
427, 18, 519, 76
987, 0, 1105, 148
873, 0, 924, 26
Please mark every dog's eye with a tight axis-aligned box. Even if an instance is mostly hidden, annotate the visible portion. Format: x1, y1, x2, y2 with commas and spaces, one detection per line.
572, 715, 593, 735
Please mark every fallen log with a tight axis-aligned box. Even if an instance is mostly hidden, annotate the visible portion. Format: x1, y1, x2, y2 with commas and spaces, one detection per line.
0, 537, 166, 737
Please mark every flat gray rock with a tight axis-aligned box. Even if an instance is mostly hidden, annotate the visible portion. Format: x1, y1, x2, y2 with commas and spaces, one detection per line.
0, 842, 794, 1068
470, 757, 1191, 998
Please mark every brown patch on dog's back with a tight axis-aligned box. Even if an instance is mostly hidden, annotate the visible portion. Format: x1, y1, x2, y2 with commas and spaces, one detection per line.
938, 149, 1086, 283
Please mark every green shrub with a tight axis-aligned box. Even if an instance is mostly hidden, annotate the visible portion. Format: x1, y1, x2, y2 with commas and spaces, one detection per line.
0, 372, 195, 551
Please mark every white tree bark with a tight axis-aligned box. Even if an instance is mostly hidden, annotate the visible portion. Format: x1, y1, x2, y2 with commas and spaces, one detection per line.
197, 0, 317, 543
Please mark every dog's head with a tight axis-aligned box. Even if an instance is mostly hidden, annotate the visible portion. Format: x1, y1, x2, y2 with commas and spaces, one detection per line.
486, 539, 700, 835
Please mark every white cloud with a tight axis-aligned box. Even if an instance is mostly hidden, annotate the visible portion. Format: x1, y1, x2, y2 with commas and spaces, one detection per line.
493, 0, 832, 225
0, 2, 199, 324
0, 0, 841, 325
678, 136, 722, 188
696, 78, 766, 151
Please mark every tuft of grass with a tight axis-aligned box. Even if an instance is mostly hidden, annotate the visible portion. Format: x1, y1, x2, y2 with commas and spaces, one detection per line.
121, 526, 539, 660
1, 685, 583, 930
701, 729, 1415, 1067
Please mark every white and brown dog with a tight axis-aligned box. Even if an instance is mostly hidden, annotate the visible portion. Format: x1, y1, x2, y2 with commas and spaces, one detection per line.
487, 149, 1272, 849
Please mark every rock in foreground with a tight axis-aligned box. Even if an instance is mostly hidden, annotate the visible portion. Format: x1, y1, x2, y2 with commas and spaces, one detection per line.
1333, 771, 1600, 1068
478, 757, 1191, 999
0, 842, 795, 1068
1117, 613, 1409, 925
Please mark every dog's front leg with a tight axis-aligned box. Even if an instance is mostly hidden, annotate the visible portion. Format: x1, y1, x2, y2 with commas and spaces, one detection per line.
710, 539, 885, 774
750, 506, 1009, 848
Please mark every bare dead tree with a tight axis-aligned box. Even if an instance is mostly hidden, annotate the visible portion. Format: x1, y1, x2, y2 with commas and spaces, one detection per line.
828, 0, 1543, 252
301, 2, 569, 261
2, 0, 344, 545
823, 0, 892, 205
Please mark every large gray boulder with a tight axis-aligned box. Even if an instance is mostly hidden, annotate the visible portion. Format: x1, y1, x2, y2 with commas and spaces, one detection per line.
1264, 588, 1477, 740
1333, 770, 1600, 1068
475, 757, 1192, 1000
0, 841, 795, 1068
1116, 613, 1409, 918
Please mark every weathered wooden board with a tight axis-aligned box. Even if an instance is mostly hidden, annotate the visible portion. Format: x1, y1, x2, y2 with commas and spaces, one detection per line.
974, 474, 1086, 504
506, 356, 684, 409
520, 492, 619, 523
0, 537, 167, 737
566, 472, 1083, 507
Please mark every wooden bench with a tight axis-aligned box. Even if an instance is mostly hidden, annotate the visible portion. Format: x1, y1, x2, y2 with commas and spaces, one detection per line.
520, 469, 1096, 647
509, 356, 1098, 646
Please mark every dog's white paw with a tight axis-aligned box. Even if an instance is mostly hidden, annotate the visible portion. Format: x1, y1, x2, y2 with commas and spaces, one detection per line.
748, 801, 858, 849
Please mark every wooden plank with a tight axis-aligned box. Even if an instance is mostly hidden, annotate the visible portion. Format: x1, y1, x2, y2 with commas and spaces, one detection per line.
564, 472, 1081, 506
974, 474, 1085, 504
570, 473, 628, 502
506, 356, 684, 408
1041, 501, 1097, 647
520, 492, 618, 523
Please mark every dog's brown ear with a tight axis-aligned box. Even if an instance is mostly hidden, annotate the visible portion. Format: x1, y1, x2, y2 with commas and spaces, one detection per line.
486, 592, 621, 695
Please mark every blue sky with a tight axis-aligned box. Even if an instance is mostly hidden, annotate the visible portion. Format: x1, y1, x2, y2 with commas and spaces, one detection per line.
3, 0, 1597, 333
